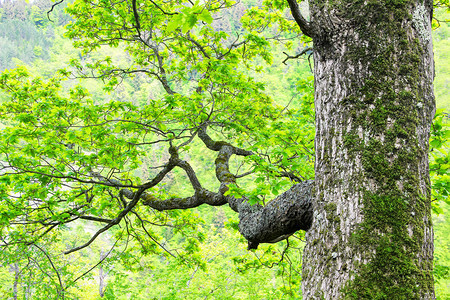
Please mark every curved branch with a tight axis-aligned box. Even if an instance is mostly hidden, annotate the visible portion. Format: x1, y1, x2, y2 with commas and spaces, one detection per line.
177, 160, 203, 192
286, 0, 315, 37
197, 126, 314, 249
197, 126, 252, 156
47, 0, 64, 22
127, 147, 229, 210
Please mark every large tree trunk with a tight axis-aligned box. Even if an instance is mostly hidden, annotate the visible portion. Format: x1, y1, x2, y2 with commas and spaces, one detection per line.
302, 0, 435, 298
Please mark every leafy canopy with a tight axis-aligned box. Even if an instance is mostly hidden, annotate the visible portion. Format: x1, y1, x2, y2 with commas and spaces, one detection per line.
0, 0, 314, 258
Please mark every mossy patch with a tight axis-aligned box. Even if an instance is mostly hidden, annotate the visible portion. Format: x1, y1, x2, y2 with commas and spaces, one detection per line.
321, 0, 436, 298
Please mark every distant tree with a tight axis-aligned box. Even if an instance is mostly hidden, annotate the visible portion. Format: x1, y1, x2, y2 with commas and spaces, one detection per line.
0, 0, 27, 21
0, 0, 445, 298
0, 19, 53, 70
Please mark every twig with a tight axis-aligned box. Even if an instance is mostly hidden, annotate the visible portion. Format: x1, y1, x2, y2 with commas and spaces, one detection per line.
47, 0, 65, 22
282, 47, 313, 65
33, 244, 65, 299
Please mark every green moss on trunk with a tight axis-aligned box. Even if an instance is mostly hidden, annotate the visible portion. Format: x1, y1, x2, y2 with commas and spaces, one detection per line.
319, 0, 435, 298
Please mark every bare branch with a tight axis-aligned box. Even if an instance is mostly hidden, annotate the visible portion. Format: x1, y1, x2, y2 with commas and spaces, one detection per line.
277, 171, 304, 183
185, 32, 211, 59
64, 219, 119, 254
131, 211, 177, 258
282, 47, 313, 65
33, 244, 65, 299
69, 238, 119, 286
132, 0, 141, 31
47, 0, 64, 22
78, 216, 113, 224
197, 126, 253, 156
235, 169, 255, 179
149, 0, 178, 15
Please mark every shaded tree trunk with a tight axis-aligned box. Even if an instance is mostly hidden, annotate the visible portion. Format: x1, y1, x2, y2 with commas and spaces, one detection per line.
302, 0, 435, 298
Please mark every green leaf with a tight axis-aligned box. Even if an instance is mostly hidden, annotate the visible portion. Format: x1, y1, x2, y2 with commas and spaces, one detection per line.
431, 139, 442, 148
167, 15, 182, 32
182, 14, 198, 34
198, 10, 213, 24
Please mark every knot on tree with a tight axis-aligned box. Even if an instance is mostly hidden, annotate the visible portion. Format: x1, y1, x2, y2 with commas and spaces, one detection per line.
238, 180, 314, 250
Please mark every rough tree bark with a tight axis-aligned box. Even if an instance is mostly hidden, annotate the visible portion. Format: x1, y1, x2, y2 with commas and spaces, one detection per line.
298, 0, 436, 298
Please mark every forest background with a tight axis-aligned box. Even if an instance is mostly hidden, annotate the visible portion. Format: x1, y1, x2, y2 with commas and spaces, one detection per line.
0, 0, 448, 299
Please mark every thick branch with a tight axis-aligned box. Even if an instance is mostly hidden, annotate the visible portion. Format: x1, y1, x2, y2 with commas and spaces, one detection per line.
140, 190, 228, 210
197, 127, 252, 156
129, 148, 228, 210
139, 180, 314, 250
286, 0, 315, 37
197, 126, 314, 249
197, 126, 252, 196
177, 160, 203, 192
86, 131, 314, 252
239, 181, 313, 250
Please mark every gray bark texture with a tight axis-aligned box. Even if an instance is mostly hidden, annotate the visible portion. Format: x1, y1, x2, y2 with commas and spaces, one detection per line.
238, 180, 314, 250
301, 0, 436, 298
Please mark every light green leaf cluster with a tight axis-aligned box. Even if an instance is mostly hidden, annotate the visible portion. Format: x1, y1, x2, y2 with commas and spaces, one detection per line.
225, 76, 314, 204
0, 0, 311, 297
167, 1, 214, 33
430, 109, 450, 214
